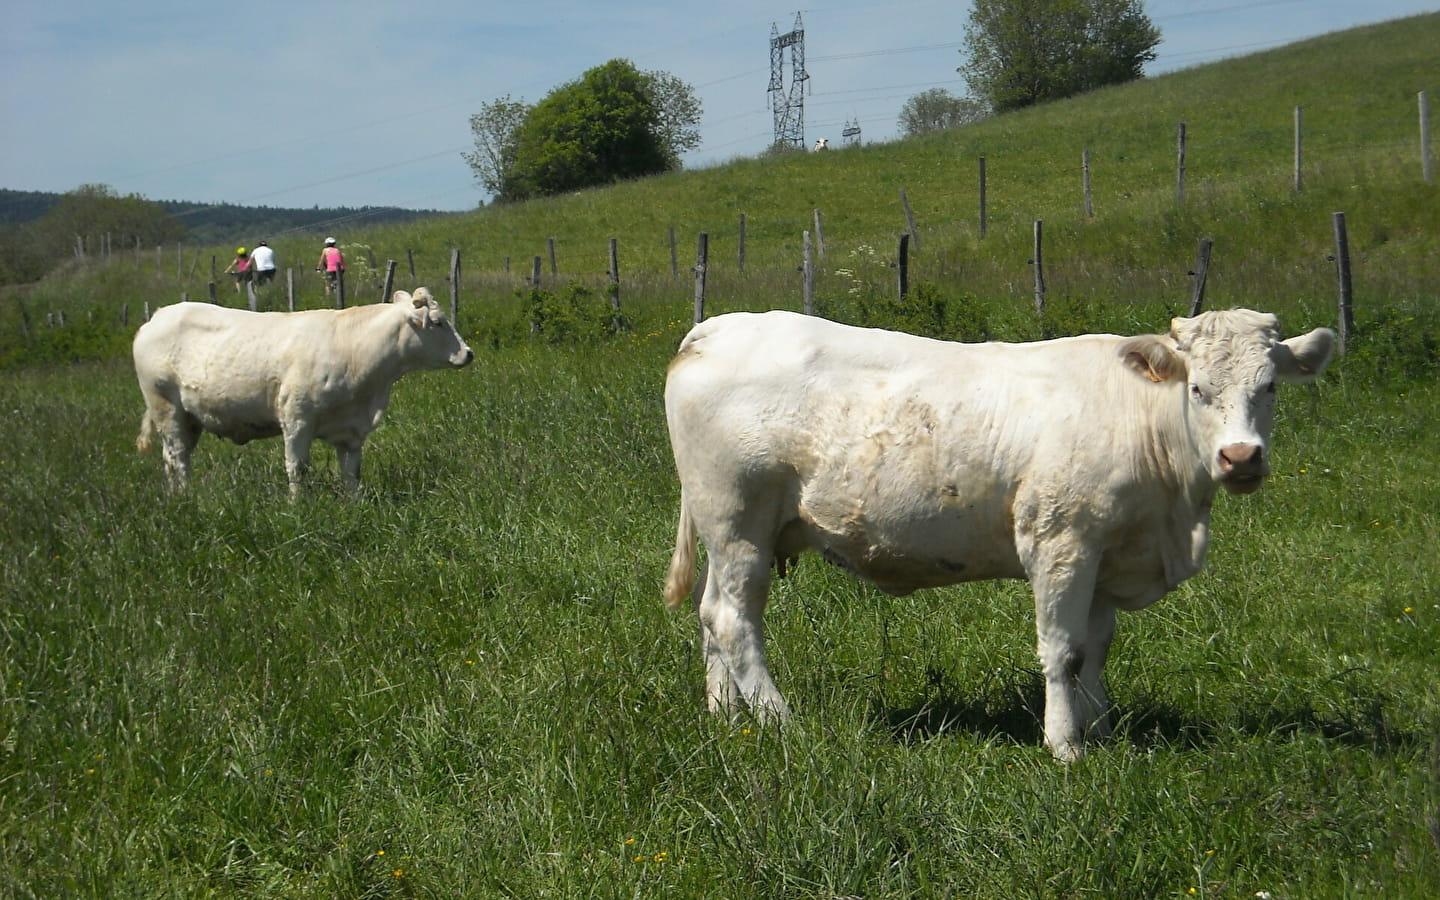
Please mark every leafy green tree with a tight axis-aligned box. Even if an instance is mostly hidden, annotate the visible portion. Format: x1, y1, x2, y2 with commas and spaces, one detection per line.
645, 70, 703, 169
462, 96, 530, 199
897, 88, 989, 137
960, 0, 1161, 112
467, 60, 701, 202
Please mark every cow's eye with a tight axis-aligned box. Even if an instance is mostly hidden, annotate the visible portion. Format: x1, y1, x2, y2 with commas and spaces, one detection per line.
1189, 383, 1204, 402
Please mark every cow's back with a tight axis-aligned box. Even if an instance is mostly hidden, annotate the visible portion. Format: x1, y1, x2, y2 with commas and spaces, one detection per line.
134, 303, 339, 443
135, 303, 325, 377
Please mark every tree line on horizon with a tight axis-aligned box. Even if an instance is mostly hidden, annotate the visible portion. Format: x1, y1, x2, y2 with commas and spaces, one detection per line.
0, 186, 452, 287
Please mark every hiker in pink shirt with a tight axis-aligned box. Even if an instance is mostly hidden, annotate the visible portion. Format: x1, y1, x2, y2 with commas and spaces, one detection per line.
224, 247, 253, 294
315, 236, 345, 295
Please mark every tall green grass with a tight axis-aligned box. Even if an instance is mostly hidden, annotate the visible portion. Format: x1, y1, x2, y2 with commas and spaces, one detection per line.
2, 13, 1438, 898
2, 329, 1437, 897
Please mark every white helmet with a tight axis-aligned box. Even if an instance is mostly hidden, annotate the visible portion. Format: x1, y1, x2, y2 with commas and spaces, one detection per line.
324, 237, 337, 245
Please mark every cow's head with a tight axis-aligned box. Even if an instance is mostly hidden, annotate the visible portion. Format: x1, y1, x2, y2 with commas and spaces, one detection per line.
395, 287, 474, 368
1120, 309, 1335, 494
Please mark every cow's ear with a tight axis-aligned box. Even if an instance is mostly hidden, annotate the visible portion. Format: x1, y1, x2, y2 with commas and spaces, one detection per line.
411, 286, 434, 308
391, 290, 413, 306
1273, 327, 1336, 382
1119, 335, 1186, 383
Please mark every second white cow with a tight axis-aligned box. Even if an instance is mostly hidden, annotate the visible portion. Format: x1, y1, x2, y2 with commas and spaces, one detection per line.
134, 287, 473, 495
663, 309, 1334, 761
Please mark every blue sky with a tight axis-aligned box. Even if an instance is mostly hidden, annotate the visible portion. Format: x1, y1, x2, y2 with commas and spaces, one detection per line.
1, 1, 1433, 212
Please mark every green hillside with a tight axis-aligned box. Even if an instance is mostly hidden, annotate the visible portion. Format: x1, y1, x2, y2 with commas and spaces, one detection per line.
4, 12, 1438, 365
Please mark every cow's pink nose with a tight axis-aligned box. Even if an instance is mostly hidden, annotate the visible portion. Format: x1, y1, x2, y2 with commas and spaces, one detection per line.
1218, 444, 1268, 493
1218, 443, 1263, 473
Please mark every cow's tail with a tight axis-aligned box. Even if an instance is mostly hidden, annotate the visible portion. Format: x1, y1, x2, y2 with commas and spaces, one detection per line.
663, 489, 698, 610
136, 406, 157, 455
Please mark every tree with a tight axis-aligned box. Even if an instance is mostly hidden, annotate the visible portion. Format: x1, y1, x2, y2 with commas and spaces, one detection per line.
645, 69, 703, 169
0, 184, 185, 284
462, 96, 529, 199
897, 88, 989, 137
465, 60, 702, 202
960, 0, 1161, 113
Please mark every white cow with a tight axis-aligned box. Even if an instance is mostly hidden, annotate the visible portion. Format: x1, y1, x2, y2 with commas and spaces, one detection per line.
663, 309, 1334, 761
134, 287, 473, 495
812, 138, 829, 151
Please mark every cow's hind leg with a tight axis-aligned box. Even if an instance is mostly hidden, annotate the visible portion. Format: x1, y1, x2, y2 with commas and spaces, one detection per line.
281, 422, 316, 498
697, 538, 790, 722
158, 408, 201, 491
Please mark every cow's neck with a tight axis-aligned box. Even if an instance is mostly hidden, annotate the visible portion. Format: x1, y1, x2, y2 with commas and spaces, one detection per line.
1145, 384, 1219, 586
340, 305, 414, 389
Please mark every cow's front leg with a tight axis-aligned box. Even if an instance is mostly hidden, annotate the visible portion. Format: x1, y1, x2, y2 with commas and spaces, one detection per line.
1077, 598, 1117, 740
281, 423, 315, 498
1029, 551, 1102, 762
335, 442, 363, 492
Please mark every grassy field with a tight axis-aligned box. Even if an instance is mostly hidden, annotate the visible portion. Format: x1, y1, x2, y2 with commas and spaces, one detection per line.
2, 316, 1437, 897
3, 12, 1439, 899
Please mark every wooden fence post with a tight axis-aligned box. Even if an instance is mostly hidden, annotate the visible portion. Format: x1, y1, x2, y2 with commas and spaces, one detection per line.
1176, 122, 1187, 205
407, 248, 416, 282
246, 280, 258, 312
335, 270, 347, 309
900, 188, 919, 252
1293, 105, 1304, 192
1420, 91, 1433, 184
802, 230, 814, 316
1189, 237, 1214, 316
381, 259, 397, 303
207, 281, 217, 304
738, 213, 747, 273
607, 237, 623, 330
1082, 147, 1094, 218
1032, 220, 1046, 317
693, 232, 708, 323
813, 208, 825, 258
896, 233, 909, 301
529, 257, 542, 335
978, 157, 988, 238
286, 268, 296, 311
547, 238, 557, 277
449, 248, 461, 327
1332, 212, 1354, 355
669, 225, 679, 280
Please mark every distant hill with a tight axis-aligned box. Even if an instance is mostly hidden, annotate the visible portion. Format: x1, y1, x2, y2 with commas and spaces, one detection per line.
0, 188, 457, 244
